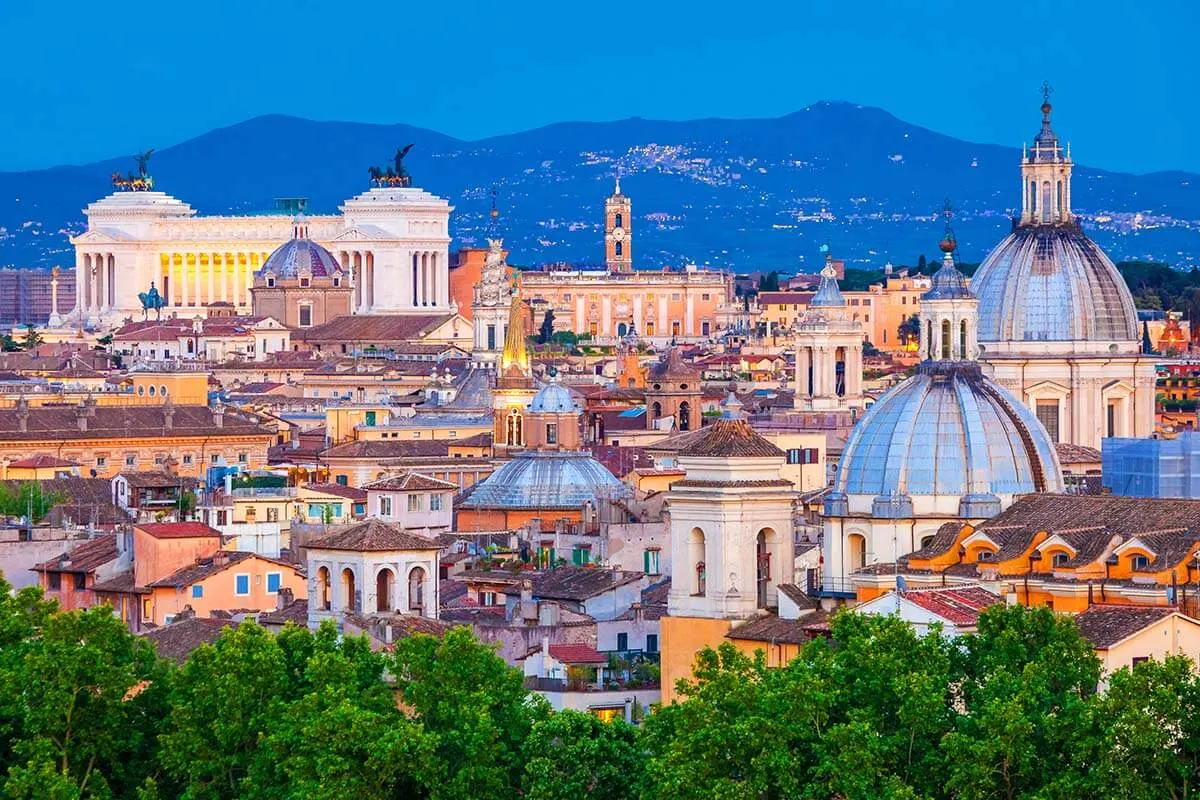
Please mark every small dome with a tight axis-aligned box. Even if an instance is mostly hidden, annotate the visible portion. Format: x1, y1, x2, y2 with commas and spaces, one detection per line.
831, 362, 1062, 515
460, 450, 632, 510
260, 219, 341, 279
972, 225, 1138, 343
529, 381, 578, 414
923, 254, 973, 301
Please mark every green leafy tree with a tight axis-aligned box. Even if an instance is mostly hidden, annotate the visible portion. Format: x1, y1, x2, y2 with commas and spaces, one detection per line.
521, 710, 642, 800
897, 313, 921, 347
758, 271, 781, 292
391, 627, 548, 800
0, 482, 67, 523
916, 254, 927, 271
0, 335, 20, 352
20, 325, 41, 351
0, 604, 167, 798
538, 309, 555, 345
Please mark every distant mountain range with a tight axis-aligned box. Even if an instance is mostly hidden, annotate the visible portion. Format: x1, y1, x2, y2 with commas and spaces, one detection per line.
2, 101, 1198, 271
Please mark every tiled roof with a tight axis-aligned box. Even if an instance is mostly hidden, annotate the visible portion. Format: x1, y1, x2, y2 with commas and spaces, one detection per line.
0, 405, 272, 441
321, 439, 452, 460
547, 643, 607, 664
118, 471, 198, 489
643, 427, 711, 454
676, 419, 784, 459
726, 611, 830, 644
777, 583, 819, 610
900, 586, 1002, 625
8, 455, 79, 469
296, 313, 455, 344
531, 566, 643, 602
307, 519, 439, 552
1055, 442, 1102, 465
904, 522, 968, 561
647, 347, 701, 380
135, 522, 222, 540
34, 534, 118, 573
143, 617, 235, 664
364, 472, 459, 492
304, 483, 368, 501
981, 494, 1200, 539
757, 291, 815, 306
149, 552, 260, 588
90, 571, 142, 594
1073, 605, 1178, 649
258, 598, 310, 626
671, 479, 794, 489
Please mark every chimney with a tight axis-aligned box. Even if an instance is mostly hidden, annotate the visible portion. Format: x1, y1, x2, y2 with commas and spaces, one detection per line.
177, 605, 196, 621
276, 586, 294, 611
384, 624, 393, 645
163, 398, 175, 430
15, 395, 28, 433
213, 403, 225, 428
541, 634, 551, 677
85, 393, 97, 417
521, 579, 537, 622
631, 601, 643, 624
212, 550, 230, 567
74, 402, 88, 432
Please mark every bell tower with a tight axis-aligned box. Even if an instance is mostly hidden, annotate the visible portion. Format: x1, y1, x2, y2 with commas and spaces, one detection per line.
604, 177, 632, 274
1019, 82, 1073, 227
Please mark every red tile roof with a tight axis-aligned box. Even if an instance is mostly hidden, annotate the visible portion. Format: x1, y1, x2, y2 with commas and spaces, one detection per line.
548, 643, 607, 664
307, 519, 440, 552
304, 483, 368, 501
364, 472, 459, 492
8, 455, 80, 469
34, 534, 119, 573
677, 419, 784, 459
900, 586, 1002, 626
1074, 605, 1179, 649
135, 522, 222, 539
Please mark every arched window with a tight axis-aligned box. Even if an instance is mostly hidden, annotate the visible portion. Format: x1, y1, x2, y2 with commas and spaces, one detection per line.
678, 401, 691, 431
617, 322, 628, 337
756, 528, 775, 609
651, 401, 662, 419
506, 408, 523, 446
959, 319, 968, 358
689, 528, 706, 596
341, 568, 357, 611
409, 566, 427, 611
316, 566, 331, 611
1029, 180, 1037, 215
1056, 181, 1064, 220
615, 241, 623, 257
1041, 181, 1052, 223
940, 319, 951, 360
376, 568, 395, 612
1131, 554, 1150, 571
926, 320, 934, 359
614, 213, 622, 229
834, 347, 846, 397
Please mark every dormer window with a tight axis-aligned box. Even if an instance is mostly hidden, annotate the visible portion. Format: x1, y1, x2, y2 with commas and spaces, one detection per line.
1052, 552, 1069, 568
299, 275, 311, 288
266, 276, 276, 288
1131, 554, 1150, 571
332, 276, 341, 287
976, 550, 994, 561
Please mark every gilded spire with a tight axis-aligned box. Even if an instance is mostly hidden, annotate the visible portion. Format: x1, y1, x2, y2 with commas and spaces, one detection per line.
499, 288, 532, 386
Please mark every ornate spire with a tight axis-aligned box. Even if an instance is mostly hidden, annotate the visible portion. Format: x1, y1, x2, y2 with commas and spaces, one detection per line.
809, 242, 846, 307
923, 199, 971, 300
499, 287, 532, 385
613, 174, 622, 196
1031, 80, 1062, 161
486, 185, 500, 239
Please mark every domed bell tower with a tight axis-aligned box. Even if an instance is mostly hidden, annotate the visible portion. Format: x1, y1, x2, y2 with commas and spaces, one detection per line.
1020, 83, 1073, 227
605, 177, 632, 274
919, 201, 979, 363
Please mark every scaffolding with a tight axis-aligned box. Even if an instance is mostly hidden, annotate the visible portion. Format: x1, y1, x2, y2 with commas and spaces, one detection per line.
1102, 432, 1200, 498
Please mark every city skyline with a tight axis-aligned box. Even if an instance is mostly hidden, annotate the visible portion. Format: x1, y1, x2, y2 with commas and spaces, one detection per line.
2, 0, 1198, 174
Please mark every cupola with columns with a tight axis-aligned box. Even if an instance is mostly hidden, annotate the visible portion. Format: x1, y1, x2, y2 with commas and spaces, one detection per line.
918, 201, 978, 363
792, 244, 864, 411
1020, 82, 1073, 227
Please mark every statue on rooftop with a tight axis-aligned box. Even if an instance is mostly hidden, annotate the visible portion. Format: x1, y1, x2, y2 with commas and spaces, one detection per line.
368, 144, 414, 187
112, 149, 155, 191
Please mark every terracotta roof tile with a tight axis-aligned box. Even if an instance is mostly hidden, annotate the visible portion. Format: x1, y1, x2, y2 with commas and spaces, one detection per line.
8, 455, 79, 469
321, 439, 452, 459
726, 611, 830, 645
135, 522, 222, 539
307, 519, 439, 552
303, 483, 368, 501
34, 534, 119, 573
1074, 605, 1178, 649
0, 405, 271, 441
364, 472, 459, 492
143, 617, 236, 664
296, 313, 455, 344
530, 566, 643, 602
547, 643, 607, 664
900, 586, 1003, 625
676, 419, 784, 459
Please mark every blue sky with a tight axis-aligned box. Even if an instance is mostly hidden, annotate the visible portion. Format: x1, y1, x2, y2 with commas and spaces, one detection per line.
2, 0, 1197, 173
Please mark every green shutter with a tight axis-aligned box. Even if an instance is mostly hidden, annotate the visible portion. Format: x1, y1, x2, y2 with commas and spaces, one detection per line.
644, 550, 650, 572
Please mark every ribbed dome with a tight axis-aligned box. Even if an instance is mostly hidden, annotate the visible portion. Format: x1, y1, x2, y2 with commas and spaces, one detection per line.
972, 225, 1138, 343
832, 362, 1063, 513
260, 224, 341, 279
529, 381, 578, 414
460, 450, 631, 510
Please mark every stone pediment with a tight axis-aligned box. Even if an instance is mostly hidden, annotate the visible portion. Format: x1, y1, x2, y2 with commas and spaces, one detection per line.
71, 228, 133, 245
328, 225, 393, 242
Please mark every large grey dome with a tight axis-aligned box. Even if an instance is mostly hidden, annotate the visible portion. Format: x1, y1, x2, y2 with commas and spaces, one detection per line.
829, 362, 1062, 517
459, 450, 631, 510
972, 224, 1138, 343
260, 219, 341, 279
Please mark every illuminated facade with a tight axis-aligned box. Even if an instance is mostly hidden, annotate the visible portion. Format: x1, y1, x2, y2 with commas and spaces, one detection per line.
67, 183, 452, 328
518, 182, 737, 345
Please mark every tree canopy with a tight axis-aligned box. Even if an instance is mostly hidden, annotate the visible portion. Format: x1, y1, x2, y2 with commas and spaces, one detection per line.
3, 576, 1200, 799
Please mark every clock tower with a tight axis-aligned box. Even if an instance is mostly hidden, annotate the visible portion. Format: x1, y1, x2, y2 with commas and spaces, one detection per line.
604, 178, 632, 274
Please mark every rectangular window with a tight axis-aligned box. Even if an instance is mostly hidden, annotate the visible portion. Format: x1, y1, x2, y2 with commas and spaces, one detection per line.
192, 584, 204, 599
643, 549, 660, 575
266, 508, 279, 522
48, 573, 61, 591
1132, 656, 1149, 668
336, 475, 348, 486
646, 634, 659, 653
1035, 400, 1060, 443
266, 573, 281, 593
235, 574, 250, 596
786, 448, 802, 465
430, 494, 443, 511
572, 547, 590, 566
365, 411, 377, 426
143, 598, 152, 619
408, 494, 423, 513
182, 454, 193, 465
73, 572, 86, 590
125, 454, 137, 467
96, 456, 107, 468
546, 423, 558, 445
481, 591, 496, 606
702, 293, 711, 301
238, 453, 248, 463
379, 496, 393, 516
616, 632, 629, 651
1106, 402, 1117, 438
487, 325, 496, 350
211, 454, 220, 464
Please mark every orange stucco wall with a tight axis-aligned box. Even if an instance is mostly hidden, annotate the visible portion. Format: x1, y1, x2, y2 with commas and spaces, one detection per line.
132, 529, 219, 588
456, 508, 583, 533
147, 556, 308, 626
660, 615, 734, 704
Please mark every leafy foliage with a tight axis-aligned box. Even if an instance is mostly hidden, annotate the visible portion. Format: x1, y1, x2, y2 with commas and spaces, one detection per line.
0, 482, 68, 522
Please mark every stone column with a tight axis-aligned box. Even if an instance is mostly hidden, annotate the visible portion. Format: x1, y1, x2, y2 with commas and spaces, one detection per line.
207, 254, 216, 308
49, 269, 60, 323
685, 291, 695, 336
